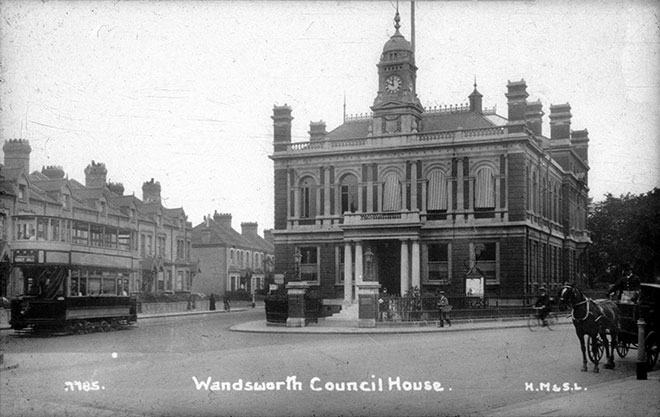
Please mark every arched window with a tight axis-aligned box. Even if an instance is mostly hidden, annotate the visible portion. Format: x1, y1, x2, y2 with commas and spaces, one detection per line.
474, 167, 495, 209
340, 173, 358, 213
427, 170, 448, 211
300, 177, 317, 218
382, 172, 402, 211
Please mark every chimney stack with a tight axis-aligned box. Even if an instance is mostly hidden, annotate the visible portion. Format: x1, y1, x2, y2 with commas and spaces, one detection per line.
263, 229, 273, 246
505, 79, 528, 124
571, 128, 589, 165
3, 139, 32, 173
272, 104, 293, 152
549, 103, 572, 141
525, 100, 544, 137
308, 121, 327, 141
42, 165, 65, 179
85, 161, 108, 188
213, 211, 232, 229
142, 178, 161, 203
241, 222, 259, 237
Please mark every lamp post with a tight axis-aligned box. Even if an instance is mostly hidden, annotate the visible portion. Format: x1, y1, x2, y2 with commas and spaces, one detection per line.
364, 248, 375, 281
293, 249, 302, 281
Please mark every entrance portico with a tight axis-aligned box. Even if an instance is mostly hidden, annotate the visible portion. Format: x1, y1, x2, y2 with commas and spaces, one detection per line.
342, 235, 421, 301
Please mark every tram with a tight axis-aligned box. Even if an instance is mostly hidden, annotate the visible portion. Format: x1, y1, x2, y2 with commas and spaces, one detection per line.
9, 264, 137, 334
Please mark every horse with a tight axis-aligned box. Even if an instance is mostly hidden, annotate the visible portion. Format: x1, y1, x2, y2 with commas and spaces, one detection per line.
558, 284, 621, 373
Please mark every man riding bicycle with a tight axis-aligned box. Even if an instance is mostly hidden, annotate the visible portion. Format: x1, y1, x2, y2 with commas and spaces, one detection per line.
535, 287, 551, 326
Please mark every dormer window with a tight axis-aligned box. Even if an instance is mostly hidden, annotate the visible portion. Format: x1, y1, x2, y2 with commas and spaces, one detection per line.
62, 194, 71, 210
100, 201, 107, 216
18, 184, 27, 200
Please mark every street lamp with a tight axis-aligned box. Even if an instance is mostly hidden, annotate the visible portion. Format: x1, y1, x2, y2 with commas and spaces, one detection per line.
293, 249, 302, 281
364, 248, 375, 281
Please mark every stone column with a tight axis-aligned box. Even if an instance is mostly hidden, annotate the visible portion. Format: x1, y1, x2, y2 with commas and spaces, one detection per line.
411, 161, 418, 211
355, 241, 364, 286
400, 240, 409, 296
286, 281, 310, 327
343, 243, 353, 303
411, 240, 420, 289
358, 282, 381, 328
324, 167, 331, 217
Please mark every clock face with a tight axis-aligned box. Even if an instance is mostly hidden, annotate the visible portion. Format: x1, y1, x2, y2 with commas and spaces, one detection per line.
385, 75, 402, 93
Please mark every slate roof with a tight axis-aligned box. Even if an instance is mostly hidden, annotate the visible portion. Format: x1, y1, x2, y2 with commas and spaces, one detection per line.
191, 219, 254, 248
325, 110, 505, 141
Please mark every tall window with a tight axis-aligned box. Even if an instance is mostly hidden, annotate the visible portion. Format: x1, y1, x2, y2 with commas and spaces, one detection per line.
299, 246, 319, 281
427, 170, 448, 211
427, 243, 449, 282
382, 172, 401, 211
474, 167, 495, 209
299, 177, 317, 219
473, 242, 498, 283
340, 174, 358, 213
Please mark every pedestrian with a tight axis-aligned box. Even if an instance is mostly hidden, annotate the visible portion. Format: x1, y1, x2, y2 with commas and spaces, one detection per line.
223, 293, 231, 312
437, 291, 451, 328
209, 293, 216, 311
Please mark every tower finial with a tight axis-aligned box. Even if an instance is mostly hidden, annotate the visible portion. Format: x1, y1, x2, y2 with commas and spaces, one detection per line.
474, 75, 477, 89
394, 2, 401, 32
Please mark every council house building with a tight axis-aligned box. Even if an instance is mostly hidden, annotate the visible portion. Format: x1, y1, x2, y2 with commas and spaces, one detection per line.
269, 10, 590, 311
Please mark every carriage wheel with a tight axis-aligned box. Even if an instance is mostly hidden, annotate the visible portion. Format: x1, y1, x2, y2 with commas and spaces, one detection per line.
587, 334, 604, 362
100, 321, 111, 332
616, 341, 629, 358
646, 331, 659, 370
545, 313, 558, 330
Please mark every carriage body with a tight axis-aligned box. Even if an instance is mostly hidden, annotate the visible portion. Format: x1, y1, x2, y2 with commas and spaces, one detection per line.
615, 283, 660, 370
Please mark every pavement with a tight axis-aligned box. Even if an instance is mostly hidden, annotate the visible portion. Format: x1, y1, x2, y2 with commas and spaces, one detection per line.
2, 306, 659, 417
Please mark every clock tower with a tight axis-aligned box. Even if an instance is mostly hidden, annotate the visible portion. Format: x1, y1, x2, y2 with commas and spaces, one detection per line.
371, 10, 423, 135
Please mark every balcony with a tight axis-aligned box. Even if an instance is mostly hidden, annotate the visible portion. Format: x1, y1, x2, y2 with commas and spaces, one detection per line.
342, 211, 421, 228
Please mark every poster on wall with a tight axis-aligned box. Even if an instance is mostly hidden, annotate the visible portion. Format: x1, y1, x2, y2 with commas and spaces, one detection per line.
465, 276, 484, 297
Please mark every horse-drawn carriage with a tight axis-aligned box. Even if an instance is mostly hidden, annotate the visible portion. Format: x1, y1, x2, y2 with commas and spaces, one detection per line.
559, 283, 660, 373
613, 283, 660, 370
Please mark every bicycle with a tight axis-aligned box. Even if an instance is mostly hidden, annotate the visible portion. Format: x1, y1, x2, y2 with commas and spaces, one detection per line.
527, 306, 558, 331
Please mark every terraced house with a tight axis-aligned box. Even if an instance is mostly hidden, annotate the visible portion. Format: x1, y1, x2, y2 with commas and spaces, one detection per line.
269, 10, 590, 308
191, 212, 274, 298
0, 139, 194, 299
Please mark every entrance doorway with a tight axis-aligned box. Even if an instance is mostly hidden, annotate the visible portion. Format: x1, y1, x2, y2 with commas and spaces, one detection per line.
373, 240, 400, 295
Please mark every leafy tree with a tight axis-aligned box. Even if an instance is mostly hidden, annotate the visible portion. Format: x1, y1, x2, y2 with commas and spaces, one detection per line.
588, 188, 660, 284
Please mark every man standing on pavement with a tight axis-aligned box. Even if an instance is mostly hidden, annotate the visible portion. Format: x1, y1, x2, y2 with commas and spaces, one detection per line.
437, 291, 451, 328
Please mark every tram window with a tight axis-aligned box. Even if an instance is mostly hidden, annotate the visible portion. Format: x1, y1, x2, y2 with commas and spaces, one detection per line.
102, 278, 116, 295
88, 278, 101, 295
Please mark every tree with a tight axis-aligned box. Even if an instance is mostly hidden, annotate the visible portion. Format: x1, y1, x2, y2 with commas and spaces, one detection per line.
588, 188, 660, 284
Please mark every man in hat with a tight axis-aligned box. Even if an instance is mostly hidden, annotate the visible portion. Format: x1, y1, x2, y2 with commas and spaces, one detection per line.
608, 263, 641, 303
437, 290, 451, 327
534, 287, 551, 326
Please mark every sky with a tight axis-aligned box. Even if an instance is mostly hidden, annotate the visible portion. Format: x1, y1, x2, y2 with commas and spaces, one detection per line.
1, 0, 658, 233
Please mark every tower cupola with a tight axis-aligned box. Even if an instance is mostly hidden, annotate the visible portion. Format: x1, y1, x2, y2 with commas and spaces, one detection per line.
371, 9, 423, 135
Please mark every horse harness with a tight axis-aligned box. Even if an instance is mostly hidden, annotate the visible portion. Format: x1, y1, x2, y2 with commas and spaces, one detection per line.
564, 288, 615, 329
